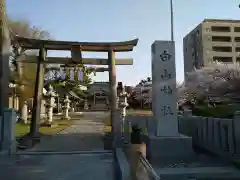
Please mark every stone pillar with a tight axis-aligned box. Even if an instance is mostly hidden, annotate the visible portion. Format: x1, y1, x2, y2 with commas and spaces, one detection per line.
183, 109, 192, 117
21, 101, 28, 124
152, 41, 178, 136
15, 97, 19, 110
118, 87, 128, 140
108, 50, 118, 148
233, 111, 240, 155
40, 100, 46, 119
62, 95, 71, 120
1, 109, 17, 155
116, 96, 119, 109
44, 85, 56, 125
147, 41, 193, 162
151, 41, 178, 136
71, 102, 75, 112
56, 95, 60, 114
84, 99, 89, 110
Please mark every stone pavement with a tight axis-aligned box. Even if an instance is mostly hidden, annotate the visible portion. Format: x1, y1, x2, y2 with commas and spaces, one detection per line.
151, 152, 240, 179
0, 152, 115, 180
25, 112, 109, 152
1, 112, 115, 180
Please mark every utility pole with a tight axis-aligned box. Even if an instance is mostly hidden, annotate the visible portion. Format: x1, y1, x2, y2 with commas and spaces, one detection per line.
170, 0, 174, 41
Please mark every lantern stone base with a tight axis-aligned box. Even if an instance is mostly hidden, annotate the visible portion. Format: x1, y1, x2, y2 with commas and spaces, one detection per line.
146, 134, 195, 163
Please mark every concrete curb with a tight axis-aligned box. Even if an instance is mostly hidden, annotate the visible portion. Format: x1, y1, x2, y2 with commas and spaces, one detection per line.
114, 148, 131, 180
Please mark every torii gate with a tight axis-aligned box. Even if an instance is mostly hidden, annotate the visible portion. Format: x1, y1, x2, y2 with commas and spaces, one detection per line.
0, 0, 138, 147
13, 37, 138, 142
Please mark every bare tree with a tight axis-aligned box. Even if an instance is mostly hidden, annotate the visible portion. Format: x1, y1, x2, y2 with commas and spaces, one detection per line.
9, 18, 51, 83
8, 18, 50, 39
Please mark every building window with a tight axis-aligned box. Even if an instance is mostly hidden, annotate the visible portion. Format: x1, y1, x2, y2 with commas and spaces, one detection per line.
211, 26, 230, 32
236, 47, 240, 52
212, 36, 231, 42
234, 27, 240, 32
196, 30, 200, 36
235, 37, 240, 42
213, 56, 232, 63
212, 46, 232, 52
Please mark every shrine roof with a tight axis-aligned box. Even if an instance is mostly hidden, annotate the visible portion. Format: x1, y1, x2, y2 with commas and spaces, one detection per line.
54, 86, 84, 100
13, 36, 139, 52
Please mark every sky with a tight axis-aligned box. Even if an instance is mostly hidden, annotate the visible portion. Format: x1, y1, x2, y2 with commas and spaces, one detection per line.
6, 0, 240, 86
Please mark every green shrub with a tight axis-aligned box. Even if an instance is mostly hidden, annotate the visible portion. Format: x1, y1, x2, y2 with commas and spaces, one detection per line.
192, 104, 240, 118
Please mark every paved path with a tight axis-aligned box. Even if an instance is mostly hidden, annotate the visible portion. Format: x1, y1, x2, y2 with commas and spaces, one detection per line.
0, 152, 114, 180
1, 112, 115, 180
26, 112, 109, 152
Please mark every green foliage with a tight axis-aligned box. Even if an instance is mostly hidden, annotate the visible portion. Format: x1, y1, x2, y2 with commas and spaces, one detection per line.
192, 104, 240, 118
48, 65, 95, 98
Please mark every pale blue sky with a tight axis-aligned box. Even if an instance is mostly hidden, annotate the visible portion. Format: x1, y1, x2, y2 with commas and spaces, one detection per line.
6, 0, 240, 85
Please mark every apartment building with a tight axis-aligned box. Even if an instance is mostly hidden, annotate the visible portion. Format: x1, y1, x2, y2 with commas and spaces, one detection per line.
183, 19, 240, 80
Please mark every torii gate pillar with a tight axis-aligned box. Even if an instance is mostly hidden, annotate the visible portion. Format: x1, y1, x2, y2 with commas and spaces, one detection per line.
108, 50, 121, 147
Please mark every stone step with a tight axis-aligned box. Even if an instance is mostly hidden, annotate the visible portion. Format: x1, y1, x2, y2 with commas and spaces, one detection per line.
155, 166, 240, 179
14, 150, 112, 155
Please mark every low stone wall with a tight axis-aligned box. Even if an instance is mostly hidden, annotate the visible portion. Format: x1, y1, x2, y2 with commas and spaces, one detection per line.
124, 111, 240, 163
178, 114, 198, 137
178, 110, 240, 163
123, 115, 151, 144
114, 148, 131, 180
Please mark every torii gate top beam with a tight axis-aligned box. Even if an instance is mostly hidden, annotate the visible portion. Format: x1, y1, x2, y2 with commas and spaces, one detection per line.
13, 36, 139, 52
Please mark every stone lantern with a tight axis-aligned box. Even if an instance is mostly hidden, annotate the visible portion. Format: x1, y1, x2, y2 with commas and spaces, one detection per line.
84, 98, 89, 111
62, 95, 71, 120
44, 85, 56, 126
118, 86, 129, 139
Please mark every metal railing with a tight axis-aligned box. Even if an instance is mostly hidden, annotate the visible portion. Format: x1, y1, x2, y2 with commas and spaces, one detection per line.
136, 152, 161, 180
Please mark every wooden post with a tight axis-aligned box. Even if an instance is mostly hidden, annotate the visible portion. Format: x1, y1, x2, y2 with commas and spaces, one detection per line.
30, 47, 46, 137
108, 50, 118, 147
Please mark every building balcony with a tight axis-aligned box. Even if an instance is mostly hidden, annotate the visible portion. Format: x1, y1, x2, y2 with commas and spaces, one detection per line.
210, 42, 234, 46
208, 31, 232, 36
210, 51, 234, 57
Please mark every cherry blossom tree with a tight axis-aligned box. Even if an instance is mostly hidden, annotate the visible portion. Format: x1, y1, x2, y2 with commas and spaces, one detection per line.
178, 61, 240, 107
